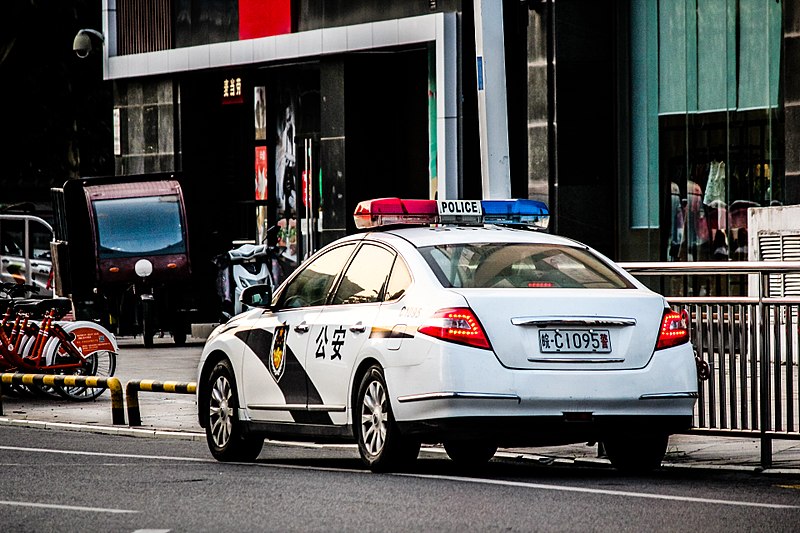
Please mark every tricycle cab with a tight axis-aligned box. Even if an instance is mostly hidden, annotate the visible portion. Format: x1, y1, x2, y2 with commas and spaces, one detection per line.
86, 180, 191, 285
51, 174, 195, 346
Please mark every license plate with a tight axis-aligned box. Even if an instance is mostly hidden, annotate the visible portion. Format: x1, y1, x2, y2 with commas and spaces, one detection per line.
538, 329, 612, 353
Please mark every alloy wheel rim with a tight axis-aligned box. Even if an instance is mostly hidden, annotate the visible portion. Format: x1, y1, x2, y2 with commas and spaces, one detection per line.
361, 379, 388, 456
209, 375, 233, 448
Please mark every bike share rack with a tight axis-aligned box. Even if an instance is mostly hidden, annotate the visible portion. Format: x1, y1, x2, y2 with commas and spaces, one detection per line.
0, 373, 125, 425
125, 380, 197, 426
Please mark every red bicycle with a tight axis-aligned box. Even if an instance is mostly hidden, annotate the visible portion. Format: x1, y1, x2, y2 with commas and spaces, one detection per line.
0, 283, 117, 400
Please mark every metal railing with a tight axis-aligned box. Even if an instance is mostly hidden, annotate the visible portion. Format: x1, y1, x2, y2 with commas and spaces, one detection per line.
619, 261, 800, 469
0, 214, 53, 290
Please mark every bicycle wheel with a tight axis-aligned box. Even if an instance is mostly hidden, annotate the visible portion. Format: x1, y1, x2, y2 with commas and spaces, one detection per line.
18, 334, 61, 399
55, 349, 117, 401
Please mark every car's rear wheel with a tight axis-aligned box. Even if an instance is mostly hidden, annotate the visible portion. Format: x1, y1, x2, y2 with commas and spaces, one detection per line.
443, 440, 498, 467
206, 359, 263, 462
603, 432, 668, 473
355, 365, 419, 472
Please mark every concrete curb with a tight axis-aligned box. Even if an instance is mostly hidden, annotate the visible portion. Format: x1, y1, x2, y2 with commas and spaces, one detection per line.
0, 417, 204, 441
5, 415, 799, 476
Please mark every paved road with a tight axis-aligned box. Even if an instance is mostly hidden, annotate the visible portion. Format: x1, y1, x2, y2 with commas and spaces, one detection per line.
0, 425, 799, 532
4, 337, 800, 472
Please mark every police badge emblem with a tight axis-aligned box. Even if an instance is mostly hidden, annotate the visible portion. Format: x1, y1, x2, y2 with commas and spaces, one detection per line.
269, 325, 288, 381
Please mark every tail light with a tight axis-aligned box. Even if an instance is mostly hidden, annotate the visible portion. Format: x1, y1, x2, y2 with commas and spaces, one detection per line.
655, 309, 689, 350
418, 307, 492, 350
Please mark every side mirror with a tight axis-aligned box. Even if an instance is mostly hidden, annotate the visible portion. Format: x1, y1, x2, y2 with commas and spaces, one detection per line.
240, 284, 273, 310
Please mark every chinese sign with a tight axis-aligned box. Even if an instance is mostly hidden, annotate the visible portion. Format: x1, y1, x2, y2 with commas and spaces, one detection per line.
222, 77, 244, 104
315, 326, 347, 360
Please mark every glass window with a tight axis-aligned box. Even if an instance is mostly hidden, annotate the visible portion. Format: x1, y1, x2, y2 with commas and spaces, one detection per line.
279, 243, 356, 309
1, 220, 24, 257
332, 244, 394, 305
419, 243, 632, 290
627, 0, 784, 274
384, 257, 412, 301
29, 222, 52, 261
93, 195, 186, 259
655, 0, 780, 115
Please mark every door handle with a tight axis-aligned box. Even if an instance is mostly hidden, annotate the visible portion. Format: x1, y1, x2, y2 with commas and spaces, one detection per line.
349, 322, 366, 333
294, 322, 309, 333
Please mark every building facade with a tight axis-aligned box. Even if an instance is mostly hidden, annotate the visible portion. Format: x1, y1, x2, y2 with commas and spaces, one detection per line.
101, 0, 798, 269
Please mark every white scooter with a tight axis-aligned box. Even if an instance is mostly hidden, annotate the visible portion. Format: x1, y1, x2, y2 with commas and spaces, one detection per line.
216, 244, 273, 319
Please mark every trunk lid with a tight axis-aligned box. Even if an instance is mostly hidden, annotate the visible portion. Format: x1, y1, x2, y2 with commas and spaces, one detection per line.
454, 288, 665, 370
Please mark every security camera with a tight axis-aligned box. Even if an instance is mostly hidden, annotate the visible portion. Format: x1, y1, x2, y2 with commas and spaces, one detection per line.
73, 29, 104, 58
73, 32, 92, 58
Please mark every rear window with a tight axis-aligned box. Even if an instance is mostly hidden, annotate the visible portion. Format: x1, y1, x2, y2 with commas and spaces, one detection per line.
418, 243, 633, 289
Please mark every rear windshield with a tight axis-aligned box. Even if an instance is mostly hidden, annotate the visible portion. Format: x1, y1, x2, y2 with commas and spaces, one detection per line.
418, 243, 633, 289
93, 195, 186, 259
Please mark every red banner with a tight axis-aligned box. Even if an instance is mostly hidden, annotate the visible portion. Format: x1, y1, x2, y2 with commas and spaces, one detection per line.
255, 146, 268, 201
239, 0, 291, 40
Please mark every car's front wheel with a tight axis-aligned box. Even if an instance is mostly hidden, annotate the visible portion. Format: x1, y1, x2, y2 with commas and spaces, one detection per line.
602, 432, 668, 473
205, 359, 263, 462
355, 365, 419, 472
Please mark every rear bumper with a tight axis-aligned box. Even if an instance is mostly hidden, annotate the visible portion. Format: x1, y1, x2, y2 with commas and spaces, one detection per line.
397, 415, 693, 446
386, 342, 698, 423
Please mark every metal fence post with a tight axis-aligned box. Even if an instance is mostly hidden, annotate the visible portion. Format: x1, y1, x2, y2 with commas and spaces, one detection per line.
759, 272, 772, 469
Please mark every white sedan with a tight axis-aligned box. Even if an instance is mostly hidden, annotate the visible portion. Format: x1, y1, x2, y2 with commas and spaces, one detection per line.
197, 199, 698, 472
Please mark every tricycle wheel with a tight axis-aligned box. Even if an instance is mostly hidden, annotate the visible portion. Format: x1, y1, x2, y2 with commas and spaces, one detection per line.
142, 311, 155, 348
172, 329, 187, 346
139, 298, 156, 348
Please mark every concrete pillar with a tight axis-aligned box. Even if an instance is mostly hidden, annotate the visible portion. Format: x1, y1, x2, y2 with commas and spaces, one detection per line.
473, 0, 511, 199
435, 13, 460, 200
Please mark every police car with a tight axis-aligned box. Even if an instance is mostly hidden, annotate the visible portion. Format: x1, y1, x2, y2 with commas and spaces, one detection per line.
196, 198, 698, 472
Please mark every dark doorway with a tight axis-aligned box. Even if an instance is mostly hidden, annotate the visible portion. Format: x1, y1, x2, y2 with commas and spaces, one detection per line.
179, 71, 253, 292
553, 0, 619, 257
344, 48, 430, 233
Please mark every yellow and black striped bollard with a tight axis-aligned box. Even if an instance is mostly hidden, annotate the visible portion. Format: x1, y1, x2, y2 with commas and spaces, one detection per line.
125, 379, 197, 426
0, 372, 125, 425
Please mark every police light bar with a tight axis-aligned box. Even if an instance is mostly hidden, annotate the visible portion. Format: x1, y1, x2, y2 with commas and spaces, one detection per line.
437, 199, 483, 225
353, 198, 437, 229
483, 199, 550, 230
353, 198, 550, 230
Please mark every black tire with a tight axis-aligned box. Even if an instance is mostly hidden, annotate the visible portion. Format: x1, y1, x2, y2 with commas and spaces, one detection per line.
172, 329, 187, 346
355, 365, 420, 472
141, 301, 155, 348
602, 432, 669, 473
205, 359, 263, 462
443, 440, 498, 467
142, 333, 154, 348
